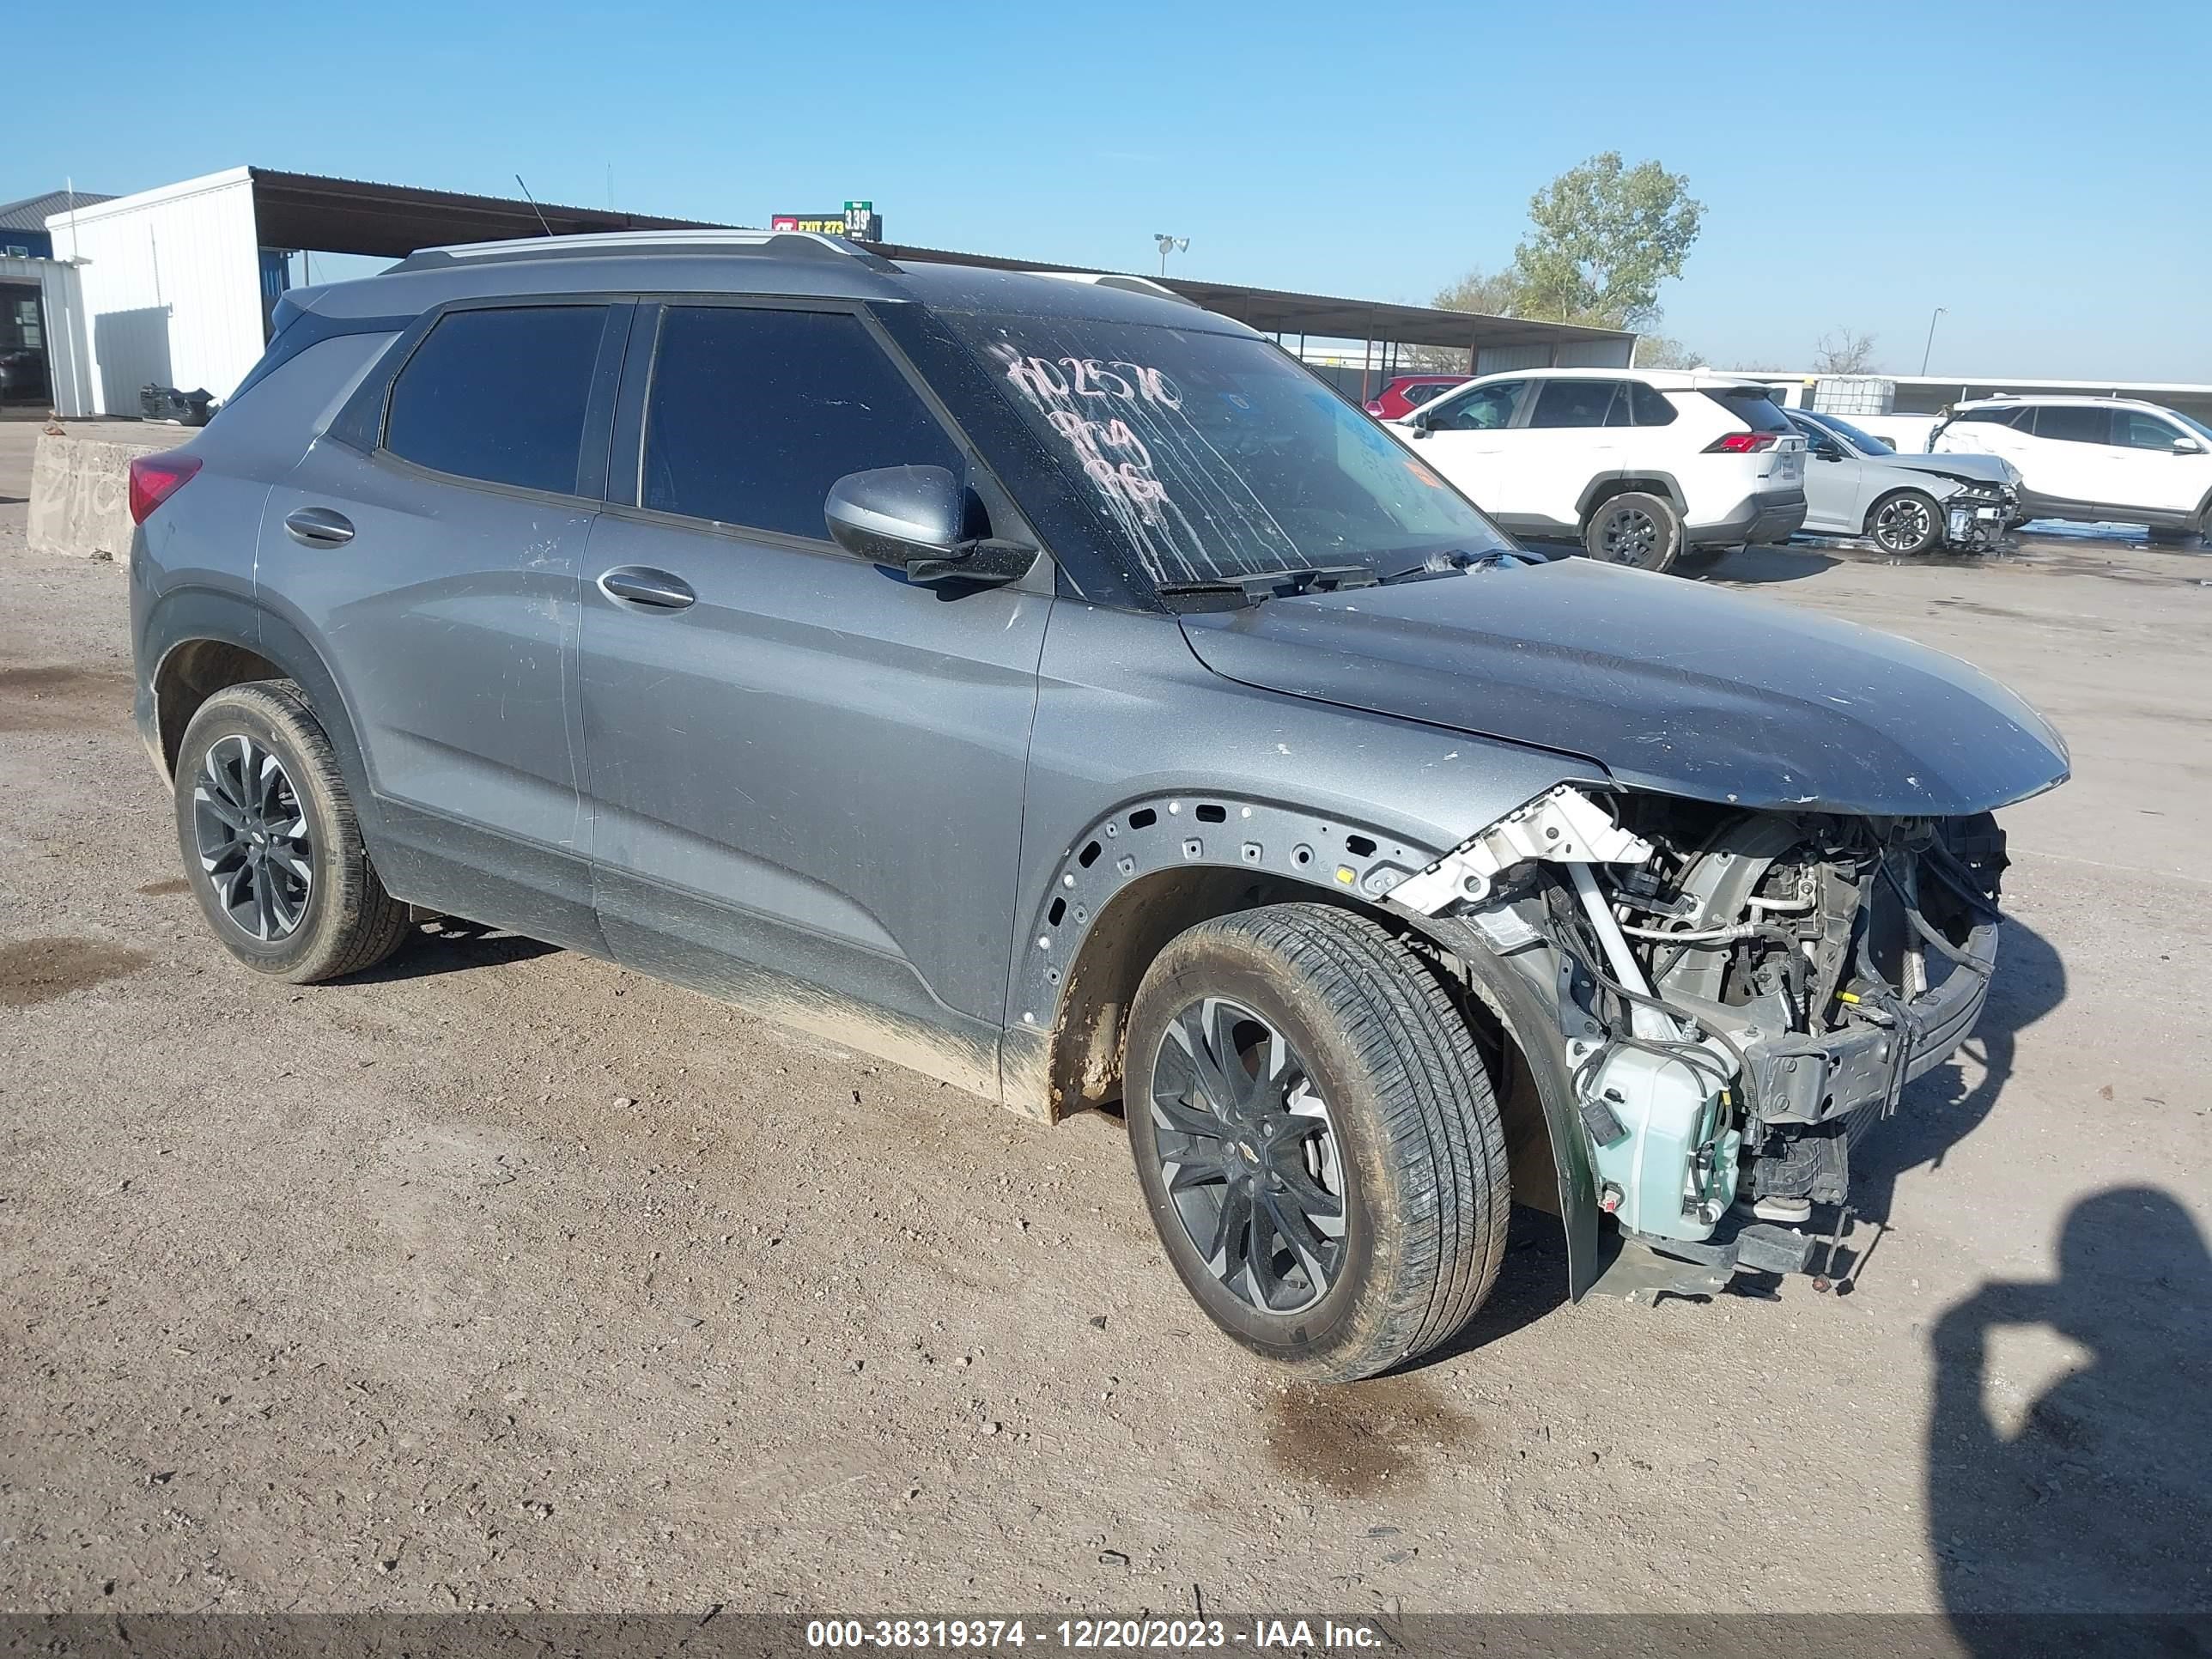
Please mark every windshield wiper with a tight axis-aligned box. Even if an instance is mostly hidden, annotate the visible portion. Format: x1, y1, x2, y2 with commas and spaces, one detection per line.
1155, 564, 1379, 611
1376, 548, 1540, 585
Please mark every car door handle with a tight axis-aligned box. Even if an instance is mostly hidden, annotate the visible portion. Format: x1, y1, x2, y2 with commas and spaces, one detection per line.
598, 566, 696, 610
283, 506, 356, 548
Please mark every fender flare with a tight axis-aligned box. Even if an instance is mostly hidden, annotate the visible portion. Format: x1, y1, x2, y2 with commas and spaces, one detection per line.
1577, 471, 1687, 522
143, 590, 381, 842
1013, 790, 1450, 1040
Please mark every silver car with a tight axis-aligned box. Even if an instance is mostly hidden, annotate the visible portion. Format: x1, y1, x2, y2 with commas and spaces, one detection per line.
1790, 408, 2020, 554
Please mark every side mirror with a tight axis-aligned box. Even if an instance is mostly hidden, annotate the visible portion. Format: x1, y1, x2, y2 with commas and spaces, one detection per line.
2175, 436, 2204, 455
1814, 441, 1843, 461
1406, 408, 1435, 439
824, 465, 1036, 587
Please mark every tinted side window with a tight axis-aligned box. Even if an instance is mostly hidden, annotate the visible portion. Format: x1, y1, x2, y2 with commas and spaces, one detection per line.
1402, 381, 1455, 409
1528, 380, 1620, 428
2118, 410, 2183, 449
643, 307, 963, 538
2032, 405, 2114, 445
1956, 405, 2025, 427
1627, 382, 1678, 426
1428, 380, 1522, 431
1700, 388, 1794, 432
384, 306, 607, 494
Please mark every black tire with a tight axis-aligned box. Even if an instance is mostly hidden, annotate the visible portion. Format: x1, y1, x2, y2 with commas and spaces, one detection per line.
1867, 489, 1944, 556
1583, 490, 1683, 573
173, 680, 410, 983
1124, 904, 1510, 1382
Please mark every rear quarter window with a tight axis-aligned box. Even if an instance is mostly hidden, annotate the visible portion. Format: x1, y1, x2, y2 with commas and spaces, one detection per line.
1699, 388, 1793, 433
1626, 382, 1677, 426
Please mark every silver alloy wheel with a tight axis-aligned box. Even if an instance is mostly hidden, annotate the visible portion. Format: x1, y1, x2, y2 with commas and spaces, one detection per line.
191, 732, 313, 942
1874, 495, 1936, 553
1147, 996, 1347, 1316
1598, 503, 1662, 566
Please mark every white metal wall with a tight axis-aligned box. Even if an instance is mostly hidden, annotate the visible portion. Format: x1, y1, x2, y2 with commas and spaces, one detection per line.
0, 254, 91, 416
46, 167, 265, 416
1474, 337, 1636, 375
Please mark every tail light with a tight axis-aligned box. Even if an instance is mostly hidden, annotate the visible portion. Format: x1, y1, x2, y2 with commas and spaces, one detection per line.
127, 451, 202, 524
1365, 401, 1385, 416
1703, 433, 1778, 454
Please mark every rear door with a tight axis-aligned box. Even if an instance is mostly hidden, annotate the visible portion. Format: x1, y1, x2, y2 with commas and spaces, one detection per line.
1402, 379, 1526, 520
1517, 378, 1625, 526
2022, 404, 2115, 510
576, 301, 1049, 1091
257, 300, 628, 948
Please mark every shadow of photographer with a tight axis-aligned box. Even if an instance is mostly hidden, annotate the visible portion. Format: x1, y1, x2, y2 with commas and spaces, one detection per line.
1929, 1186, 2211, 1641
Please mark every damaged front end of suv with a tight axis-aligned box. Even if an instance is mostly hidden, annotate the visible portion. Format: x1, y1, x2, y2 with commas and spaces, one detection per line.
1389, 782, 2021, 1297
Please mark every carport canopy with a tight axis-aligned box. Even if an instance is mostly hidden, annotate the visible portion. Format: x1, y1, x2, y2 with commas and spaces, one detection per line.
245, 167, 1630, 362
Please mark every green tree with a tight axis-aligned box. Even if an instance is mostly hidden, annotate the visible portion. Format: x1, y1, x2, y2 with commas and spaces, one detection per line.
1632, 335, 1705, 370
1431, 265, 1523, 319
1508, 153, 1704, 331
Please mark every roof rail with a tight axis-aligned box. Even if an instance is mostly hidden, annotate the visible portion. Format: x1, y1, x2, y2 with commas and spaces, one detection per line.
389, 228, 901, 273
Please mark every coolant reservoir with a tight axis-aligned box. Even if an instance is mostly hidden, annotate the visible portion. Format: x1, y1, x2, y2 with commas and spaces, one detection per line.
1570, 1040, 1742, 1242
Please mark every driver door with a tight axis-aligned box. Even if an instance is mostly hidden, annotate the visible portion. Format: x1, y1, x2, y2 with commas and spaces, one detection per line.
2107, 408, 2200, 516
1401, 379, 1527, 520
1796, 420, 1866, 532
577, 302, 1050, 1090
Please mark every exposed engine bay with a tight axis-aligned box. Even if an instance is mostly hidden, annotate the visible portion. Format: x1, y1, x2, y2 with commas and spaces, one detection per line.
1389, 785, 2007, 1279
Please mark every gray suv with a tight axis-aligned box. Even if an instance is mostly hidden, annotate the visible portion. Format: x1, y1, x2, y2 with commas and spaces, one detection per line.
129, 231, 2069, 1381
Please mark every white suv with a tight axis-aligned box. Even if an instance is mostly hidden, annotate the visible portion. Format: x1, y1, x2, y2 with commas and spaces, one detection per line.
1929, 396, 2212, 539
1389, 368, 1808, 573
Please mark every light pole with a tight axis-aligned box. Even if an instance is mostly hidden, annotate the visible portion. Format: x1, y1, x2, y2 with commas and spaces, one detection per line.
1920, 306, 1948, 375
1154, 234, 1188, 277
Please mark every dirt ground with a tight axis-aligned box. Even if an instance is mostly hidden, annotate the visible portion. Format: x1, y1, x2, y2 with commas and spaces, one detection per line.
1, 418, 2207, 1625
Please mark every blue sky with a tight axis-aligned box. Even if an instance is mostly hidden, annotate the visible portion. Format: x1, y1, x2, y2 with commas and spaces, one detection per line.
12, 0, 2208, 380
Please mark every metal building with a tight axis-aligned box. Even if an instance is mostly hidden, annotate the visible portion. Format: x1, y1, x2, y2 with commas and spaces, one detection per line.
38, 165, 1633, 418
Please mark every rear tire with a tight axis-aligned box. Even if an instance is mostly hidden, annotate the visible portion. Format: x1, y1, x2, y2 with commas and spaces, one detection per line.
1868, 489, 1944, 556
1124, 905, 1510, 1382
1583, 491, 1683, 573
173, 680, 410, 983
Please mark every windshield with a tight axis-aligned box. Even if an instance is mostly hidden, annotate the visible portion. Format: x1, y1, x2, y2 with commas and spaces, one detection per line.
945, 313, 1515, 592
1803, 410, 1889, 455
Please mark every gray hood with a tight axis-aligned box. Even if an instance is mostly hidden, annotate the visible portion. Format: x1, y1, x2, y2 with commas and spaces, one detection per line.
1180, 556, 2069, 817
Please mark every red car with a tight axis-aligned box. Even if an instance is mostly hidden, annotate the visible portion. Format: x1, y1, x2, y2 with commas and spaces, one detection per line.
1364, 374, 1470, 420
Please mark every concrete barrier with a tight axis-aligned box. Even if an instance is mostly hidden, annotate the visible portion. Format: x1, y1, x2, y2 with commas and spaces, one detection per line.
27, 429, 170, 562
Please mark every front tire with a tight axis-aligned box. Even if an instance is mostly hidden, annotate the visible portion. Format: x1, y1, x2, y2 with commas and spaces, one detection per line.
1583, 491, 1683, 573
1868, 489, 1944, 556
173, 680, 410, 983
1124, 905, 1510, 1382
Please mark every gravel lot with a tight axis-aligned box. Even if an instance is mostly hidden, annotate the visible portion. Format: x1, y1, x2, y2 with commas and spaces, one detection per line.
2, 418, 2206, 1625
